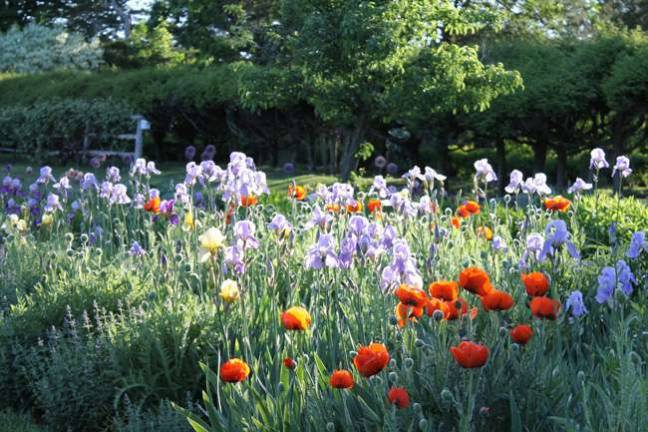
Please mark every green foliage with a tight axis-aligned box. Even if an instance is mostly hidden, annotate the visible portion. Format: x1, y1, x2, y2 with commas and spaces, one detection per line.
0, 98, 133, 158
0, 410, 41, 432
0, 24, 103, 73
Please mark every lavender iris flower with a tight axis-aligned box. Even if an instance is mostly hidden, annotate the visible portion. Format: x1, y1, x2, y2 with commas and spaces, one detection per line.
627, 232, 647, 259
565, 290, 588, 317
44, 193, 62, 212
612, 156, 632, 178
129, 241, 147, 257
473, 158, 497, 183
37, 166, 56, 184
304, 206, 333, 230
505, 169, 524, 194
234, 220, 259, 250
224, 245, 246, 274
268, 214, 292, 233
305, 234, 339, 270
596, 260, 637, 303
567, 178, 593, 195
539, 220, 580, 261
590, 148, 609, 170
106, 166, 121, 183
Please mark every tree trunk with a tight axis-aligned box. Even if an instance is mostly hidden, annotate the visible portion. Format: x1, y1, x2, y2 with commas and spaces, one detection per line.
555, 144, 567, 190
533, 141, 548, 173
496, 139, 506, 195
340, 114, 368, 181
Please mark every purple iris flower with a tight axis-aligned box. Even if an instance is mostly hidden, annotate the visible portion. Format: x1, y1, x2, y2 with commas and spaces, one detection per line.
627, 232, 647, 259
44, 193, 63, 212
565, 290, 588, 317
234, 220, 259, 250
539, 220, 580, 261
305, 234, 339, 270
224, 245, 246, 274
37, 166, 55, 184
338, 236, 358, 269
268, 214, 292, 232
129, 241, 147, 257
304, 206, 333, 231
106, 166, 121, 183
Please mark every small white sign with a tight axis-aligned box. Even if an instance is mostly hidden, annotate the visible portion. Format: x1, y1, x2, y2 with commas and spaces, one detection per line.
139, 119, 151, 130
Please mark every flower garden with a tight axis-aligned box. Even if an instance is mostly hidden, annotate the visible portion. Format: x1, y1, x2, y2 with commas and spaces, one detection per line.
0, 149, 646, 431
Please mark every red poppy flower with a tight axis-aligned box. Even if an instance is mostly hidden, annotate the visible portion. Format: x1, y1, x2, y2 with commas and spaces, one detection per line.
144, 196, 161, 214
450, 341, 490, 368
425, 297, 448, 317
387, 387, 411, 408
428, 281, 459, 302
443, 298, 478, 320
464, 200, 481, 215
510, 325, 533, 345
522, 272, 550, 297
283, 357, 297, 370
530, 297, 561, 320
459, 267, 492, 296
367, 199, 382, 213
395, 303, 423, 327
288, 185, 306, 201
481, 290, 515, 311
330, 369, 354, 389
220, 358, 251, 383
353, 343, 390, 377
544, 196, 571, 212
457, 205, 470, 218
395, 284, 428, 308
240, 195, 258, 207
281, 306, 312, 331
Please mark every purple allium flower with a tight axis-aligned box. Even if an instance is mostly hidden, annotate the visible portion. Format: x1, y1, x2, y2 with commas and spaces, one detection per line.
474, 158, 497, 183
305, 234, 339, 270
505, 169, 524, 194
612, 156, 632, 178
282, 162, 295, 174
106, 166, 121, 183
129, 241, 146, 257
386, 162, 398, 175
44, 193, 62, 212
627, 231, 647, 259
184, 145, 197, 161
590, 148, 609, 170
89, 157, 102, 169
234, 220, 259, 250
201, 144, 216, 161
568, 177, 593, 194
37, 166, 55, 184
565, 290, 588, 317
374, 155, 387, 169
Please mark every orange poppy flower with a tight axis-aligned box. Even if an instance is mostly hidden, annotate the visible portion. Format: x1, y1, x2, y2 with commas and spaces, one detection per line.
144, 196, 161, 214
477, 226, 493, 241
367, 199, 382, 213
395, 284, 428, 308
451, 217, 461, 229
281, 306, 312, 331
428, 281, 459, 302
387, 387, 411, 409
457, 205, 470, 218
544, 196, 571, 212
346, 201, 363, 213
464, 200, 481, 215
443, 298, 478, 320
425, 297, 448, 317
510, 325, 533, 345
219, 358, 251, 383
330, 369, 354, 389
240, 195, 258, 207
288, 185, 307, 201
522, 272, 550, 297
353, 343, 390, 377
481, 290, 515, 311
395, 303, 424, 327
459, 267, 492, 296
450, 341, 490, 368
530, 297, 561, 320
326, 203, 341, 213
283, 357, 297, 370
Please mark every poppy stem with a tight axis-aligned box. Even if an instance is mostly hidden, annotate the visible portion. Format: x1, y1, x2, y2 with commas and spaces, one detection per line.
459, 370, 477, 432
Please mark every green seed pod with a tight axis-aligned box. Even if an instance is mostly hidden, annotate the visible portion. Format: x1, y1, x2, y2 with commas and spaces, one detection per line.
418, 418, 428, 430
404, 358, 414, 369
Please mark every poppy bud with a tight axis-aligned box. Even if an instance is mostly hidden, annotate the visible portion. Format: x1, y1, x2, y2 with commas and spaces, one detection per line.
389, 359, 397, 368
511, 343, 520, 353
326, 423, 335, 432
499, 327, 508, 337
415, 338, 425, 348
388, 372, 398, 383
80, 233, 89, 244
404, 358, 414, 369
441, 388, 453, 402
349, 350, 357, 357
418, 419, 429, 430
277, 382, 285, 392
389, 316, 399, 326
577, 370, 585, 385
183, 263, 192, 272
413, 402, 422, 413
369, 375, 383, 384
552, 367, 560, 378
64, 232, 74, 242
174, 253, 183, 263
66, 248, 74, 257
432, 310, 444, 321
